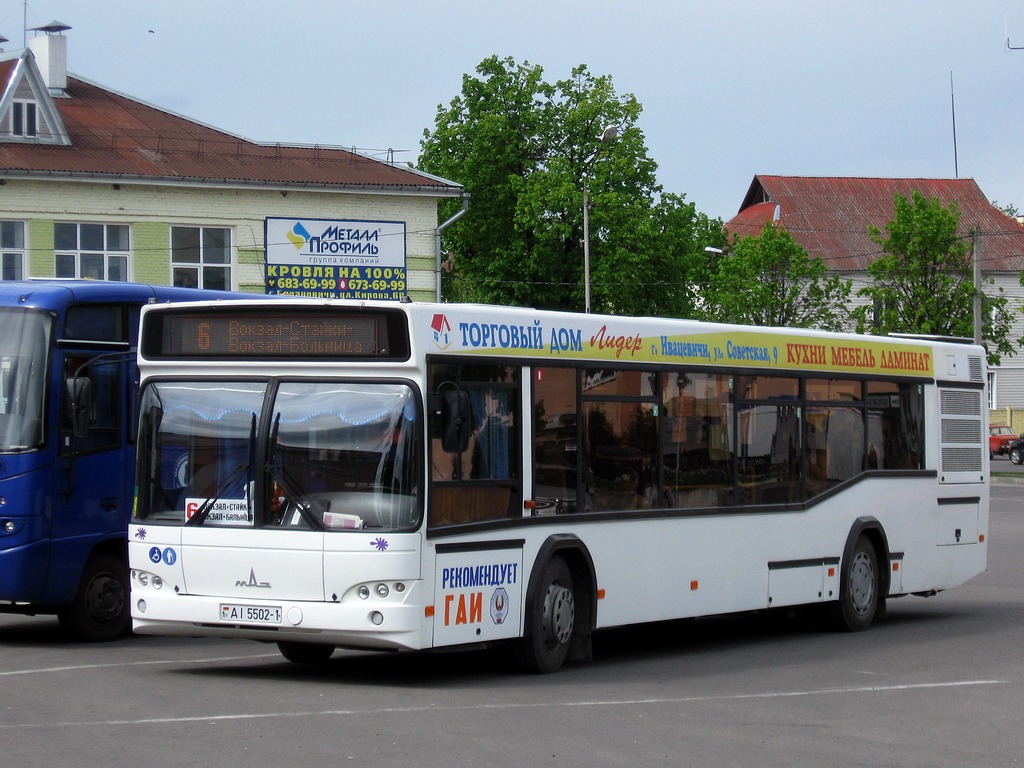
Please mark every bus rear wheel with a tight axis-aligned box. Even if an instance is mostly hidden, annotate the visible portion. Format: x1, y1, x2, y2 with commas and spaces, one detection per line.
58, 553, 130, 642
277, 641, 335, 664
514, 557, 575, 674
830, 535, 880, 632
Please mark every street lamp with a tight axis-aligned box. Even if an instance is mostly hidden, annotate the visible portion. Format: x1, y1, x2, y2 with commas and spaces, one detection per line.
582, 124, 619, 313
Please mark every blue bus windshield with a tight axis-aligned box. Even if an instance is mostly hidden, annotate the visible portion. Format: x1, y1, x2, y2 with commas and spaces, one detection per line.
0, 308, 50, 451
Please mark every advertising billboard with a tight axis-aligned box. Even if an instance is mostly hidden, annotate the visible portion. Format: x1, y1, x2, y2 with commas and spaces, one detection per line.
265, 217, 407, 299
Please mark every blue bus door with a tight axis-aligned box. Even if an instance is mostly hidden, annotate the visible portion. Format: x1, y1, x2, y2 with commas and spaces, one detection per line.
50, 348, 132, 640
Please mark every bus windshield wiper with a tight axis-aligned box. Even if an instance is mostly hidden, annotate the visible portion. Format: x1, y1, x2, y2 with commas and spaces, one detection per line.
184, 461, 251, 526
266, 413, 327, 530
185, 413, 256, 527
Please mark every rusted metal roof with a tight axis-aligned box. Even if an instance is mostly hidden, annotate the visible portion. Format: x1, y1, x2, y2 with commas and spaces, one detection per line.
726, 175, 1024, 272
0, 70, 461, 195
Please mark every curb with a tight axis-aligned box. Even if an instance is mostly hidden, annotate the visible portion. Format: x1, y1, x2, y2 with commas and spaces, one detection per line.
991, 474, 1024, 484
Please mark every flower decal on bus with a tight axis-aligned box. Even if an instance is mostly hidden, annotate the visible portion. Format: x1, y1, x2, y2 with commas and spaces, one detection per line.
371, 537, 389, 552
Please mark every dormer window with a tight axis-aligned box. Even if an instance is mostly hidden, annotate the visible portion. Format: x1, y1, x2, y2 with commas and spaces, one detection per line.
0, 48, 71, 145
12, 101, 38, 137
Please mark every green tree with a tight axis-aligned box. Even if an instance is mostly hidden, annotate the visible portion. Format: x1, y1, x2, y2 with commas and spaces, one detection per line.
852, 191, 1013, 364
645, 192, 728, 319
418, 56, 723, 315
705, 223, 853, 330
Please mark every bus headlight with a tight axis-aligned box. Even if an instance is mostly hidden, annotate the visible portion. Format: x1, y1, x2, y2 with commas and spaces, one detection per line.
1, 517, 25, 535
131, 569, 164, 589
354, 582, 405, 601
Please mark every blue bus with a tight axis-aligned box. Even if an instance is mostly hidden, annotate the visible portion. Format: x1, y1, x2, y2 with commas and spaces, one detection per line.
0, 280, 253, 640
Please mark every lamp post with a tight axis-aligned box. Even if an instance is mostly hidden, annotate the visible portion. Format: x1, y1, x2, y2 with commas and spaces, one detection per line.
582, 124, 619, 313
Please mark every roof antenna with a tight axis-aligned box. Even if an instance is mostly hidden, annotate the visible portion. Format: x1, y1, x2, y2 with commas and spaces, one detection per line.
950, 72, 959, 178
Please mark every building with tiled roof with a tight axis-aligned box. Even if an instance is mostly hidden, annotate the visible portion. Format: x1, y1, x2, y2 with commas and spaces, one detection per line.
0, 26, 464, 299
726, 175, 1024, 413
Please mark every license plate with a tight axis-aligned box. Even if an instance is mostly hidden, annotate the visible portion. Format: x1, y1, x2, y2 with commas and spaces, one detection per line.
219, 603, 282, 625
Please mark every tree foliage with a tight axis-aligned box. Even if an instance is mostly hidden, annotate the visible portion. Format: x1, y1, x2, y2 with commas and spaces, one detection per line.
707, 223, 853, 331
418, 56, 725, 316
852, 191, 1013, 364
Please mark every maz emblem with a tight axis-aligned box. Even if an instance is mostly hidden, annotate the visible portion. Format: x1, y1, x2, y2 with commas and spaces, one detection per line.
236, 568, 271, 588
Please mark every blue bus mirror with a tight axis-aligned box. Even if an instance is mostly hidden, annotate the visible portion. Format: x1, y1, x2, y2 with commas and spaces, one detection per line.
65, 377, 92, 439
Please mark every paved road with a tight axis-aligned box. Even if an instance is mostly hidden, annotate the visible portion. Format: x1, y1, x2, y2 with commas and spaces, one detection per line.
991, 453, 1024, 475
1, 483, 1021, 768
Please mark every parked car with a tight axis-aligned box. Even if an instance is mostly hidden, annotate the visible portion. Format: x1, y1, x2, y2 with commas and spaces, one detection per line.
990, 424, 1018, 457
1008, 436, 1024, 465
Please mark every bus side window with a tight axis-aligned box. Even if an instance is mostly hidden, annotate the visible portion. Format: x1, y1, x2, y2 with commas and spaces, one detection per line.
866, 382, 924, 470
534, 367, 579, 513
581, 369, 658, 513
428, 363, 520, 526
661, 372, 733, 509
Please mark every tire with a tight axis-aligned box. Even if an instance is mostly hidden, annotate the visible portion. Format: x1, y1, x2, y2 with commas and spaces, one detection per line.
1011, 447, 1023, 465
58, 553, 130, 642
514, 557, 576, 674
830, 535, 880, 632
277, 641, 335, 664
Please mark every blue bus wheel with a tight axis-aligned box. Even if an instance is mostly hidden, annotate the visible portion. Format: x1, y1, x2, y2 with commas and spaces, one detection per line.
58, 553, 130, 642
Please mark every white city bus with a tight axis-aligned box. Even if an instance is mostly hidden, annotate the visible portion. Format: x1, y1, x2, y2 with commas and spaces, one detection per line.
128, 300, 989, 672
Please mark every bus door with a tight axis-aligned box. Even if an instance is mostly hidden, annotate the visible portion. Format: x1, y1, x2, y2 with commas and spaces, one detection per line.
428, 362, 525, 646
47, 348, 131, 604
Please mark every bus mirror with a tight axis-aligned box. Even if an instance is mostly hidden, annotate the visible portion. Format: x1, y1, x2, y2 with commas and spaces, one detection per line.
440, 390, 471, 454
65, 377, 92, 439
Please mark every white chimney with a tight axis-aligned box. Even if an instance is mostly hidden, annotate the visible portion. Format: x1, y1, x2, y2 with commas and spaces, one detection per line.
28, 21, 70, 94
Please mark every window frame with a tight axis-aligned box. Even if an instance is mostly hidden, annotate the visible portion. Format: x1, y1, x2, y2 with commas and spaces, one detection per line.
427, 360, 522, 527
11, 100, 38, 138
170, 226, 232, 290
1, 220, 26, 281
53, 222, 130, 281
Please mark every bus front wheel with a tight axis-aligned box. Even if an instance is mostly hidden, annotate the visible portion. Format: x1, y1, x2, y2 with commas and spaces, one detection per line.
830, 535, 880, 632
58, 553, 130, 642
514, 557, 575, 674
277, 641, 335, 664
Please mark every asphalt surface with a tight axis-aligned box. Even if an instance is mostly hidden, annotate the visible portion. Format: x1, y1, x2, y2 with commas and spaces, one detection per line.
1, 477, 1021, 768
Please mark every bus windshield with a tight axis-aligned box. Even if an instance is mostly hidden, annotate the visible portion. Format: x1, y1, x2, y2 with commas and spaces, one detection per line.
0, 309, 50, 451
136, 380, 420, 530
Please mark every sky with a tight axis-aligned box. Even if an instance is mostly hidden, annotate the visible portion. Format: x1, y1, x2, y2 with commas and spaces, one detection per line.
4, 0, 1024, 222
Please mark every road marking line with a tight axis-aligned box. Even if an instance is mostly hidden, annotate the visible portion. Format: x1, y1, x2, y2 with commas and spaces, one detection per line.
0, 679, 1007, 730
0, 653, 277, 677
